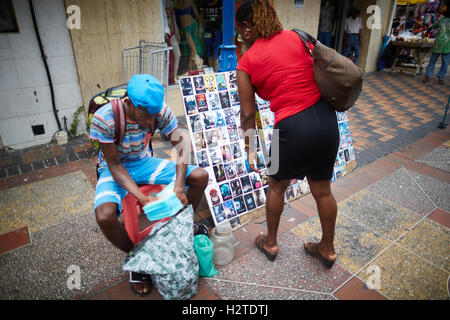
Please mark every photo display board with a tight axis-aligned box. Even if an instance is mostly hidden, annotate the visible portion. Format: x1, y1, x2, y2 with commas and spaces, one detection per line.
179, 71, 357, 230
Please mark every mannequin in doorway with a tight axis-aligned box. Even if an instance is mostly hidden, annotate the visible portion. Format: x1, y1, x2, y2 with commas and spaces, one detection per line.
174, 0, 203, 70
318, 0, 335, 47
164, 0, 181, 84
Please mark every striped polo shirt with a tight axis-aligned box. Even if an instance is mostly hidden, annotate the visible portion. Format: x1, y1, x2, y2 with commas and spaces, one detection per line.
89, 101, 178, 170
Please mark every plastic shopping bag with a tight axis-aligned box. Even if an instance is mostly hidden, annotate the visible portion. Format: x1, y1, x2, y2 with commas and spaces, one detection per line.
123, 205, 199, 300
193, 235, 218, 277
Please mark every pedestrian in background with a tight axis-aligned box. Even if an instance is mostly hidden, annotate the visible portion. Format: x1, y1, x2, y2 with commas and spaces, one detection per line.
236, 0, 340, 268
343, 7, 362, 64
423, 1, 450, 85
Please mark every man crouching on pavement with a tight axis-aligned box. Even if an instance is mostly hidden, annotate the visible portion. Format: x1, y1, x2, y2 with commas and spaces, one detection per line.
89, 74, 208, 296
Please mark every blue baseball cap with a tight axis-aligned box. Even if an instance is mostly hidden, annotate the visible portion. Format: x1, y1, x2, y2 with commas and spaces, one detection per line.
127, 74, 164, 114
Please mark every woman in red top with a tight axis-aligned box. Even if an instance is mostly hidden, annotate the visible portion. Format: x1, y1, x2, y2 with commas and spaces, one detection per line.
237, 0, 339, 268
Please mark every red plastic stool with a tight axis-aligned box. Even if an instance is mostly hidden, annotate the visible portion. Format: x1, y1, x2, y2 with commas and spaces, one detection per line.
122, 184, 170, 245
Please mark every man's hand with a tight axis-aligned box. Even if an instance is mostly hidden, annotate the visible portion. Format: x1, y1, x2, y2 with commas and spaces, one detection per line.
141, 195, 160, 207
174, 186, 189, 207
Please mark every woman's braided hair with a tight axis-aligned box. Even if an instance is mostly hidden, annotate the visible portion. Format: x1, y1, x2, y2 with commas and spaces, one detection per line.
236, 0, 283, 39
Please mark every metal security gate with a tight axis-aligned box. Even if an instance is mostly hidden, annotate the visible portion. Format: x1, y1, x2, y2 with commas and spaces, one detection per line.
122, 41, 172, 103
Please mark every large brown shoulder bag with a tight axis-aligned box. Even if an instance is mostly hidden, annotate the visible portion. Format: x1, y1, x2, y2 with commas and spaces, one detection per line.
292, 29, 363, 112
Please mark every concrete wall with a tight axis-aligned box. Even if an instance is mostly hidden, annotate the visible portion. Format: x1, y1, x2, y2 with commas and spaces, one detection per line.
0, 0, 84, 149
66, 0, 163, 110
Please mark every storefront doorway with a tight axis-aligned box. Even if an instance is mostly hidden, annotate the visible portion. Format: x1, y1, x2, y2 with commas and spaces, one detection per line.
318, 0, 353, 53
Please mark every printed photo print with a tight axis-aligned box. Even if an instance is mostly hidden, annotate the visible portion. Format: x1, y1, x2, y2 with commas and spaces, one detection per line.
213, 164, 226, 183
196, 150, 210, 168
227, 125, 239, 142
193, 75, 206, 95
240, 175, 253, 193
206, 92, 221, 110
224, 162, 237, 180
231, 142, 243, 160
184, 96, 197, 115
206, 185, 222, 206
229, 90, 240, 106
221, 145, 233, 163
250, 172, 262, 190
244, 192, 256, 211
193, 132, 206, 150
212, 204, 227, 224
205, 129, 218, 148
224, 109, 236, 126
223, 200, 237, 219
180, 77, 194, 96
215, 73, 227, 91
213, 110, 226, 127
219, 91, 231, 109
227, 71, 237, 90
202, 112, 215, 130
233, 196, 247, 215
254, 189, 266, 207
216, 126, 229, 145
220, 182, 232, 201
196, 94, 208, 112
259, 170, 269, 187
189, 114, 203, 133
235, 160, 247, 177
209, 147, 222, 166
230, 178, 243, 197
204, 74, 217, 92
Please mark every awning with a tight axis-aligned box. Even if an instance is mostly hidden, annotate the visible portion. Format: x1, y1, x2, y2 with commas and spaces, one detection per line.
396, 0, 429, 5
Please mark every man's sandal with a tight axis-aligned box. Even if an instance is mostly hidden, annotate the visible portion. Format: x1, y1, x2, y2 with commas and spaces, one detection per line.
129, 272, 153, 297
255, 234, 278, 262
303, 242, 336, 269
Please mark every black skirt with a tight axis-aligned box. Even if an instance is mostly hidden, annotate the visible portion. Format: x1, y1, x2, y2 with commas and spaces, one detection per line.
267, 98, 340, 182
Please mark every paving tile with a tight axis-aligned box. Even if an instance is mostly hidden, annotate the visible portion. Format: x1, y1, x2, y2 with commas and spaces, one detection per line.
0, 171, 95, 234
0, 212, 125, 299
338, 189, 421, 241
366, 168, 436, 216
356, 244, 449, 300
204, 279, 335, 300
333, 277, 387, 300
0, 226, 31, 255
292, 215, 392, 274
405, 168, 450, 212
208, 232, 351, 294
397, 218, 450, 272
427, 208, 450, 229
416, 145, 450, 173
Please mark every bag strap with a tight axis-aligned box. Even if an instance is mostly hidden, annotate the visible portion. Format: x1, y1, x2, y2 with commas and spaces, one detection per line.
111, 99, 126, 145
292, 29, 316, 58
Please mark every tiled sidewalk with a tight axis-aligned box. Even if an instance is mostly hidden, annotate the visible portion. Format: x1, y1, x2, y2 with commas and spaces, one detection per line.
81, 129, 450, 300
0, 71, 448, 300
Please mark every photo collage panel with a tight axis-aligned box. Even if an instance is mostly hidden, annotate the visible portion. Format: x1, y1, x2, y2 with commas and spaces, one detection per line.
254, 96, 357, 202
180, 72, 269, 229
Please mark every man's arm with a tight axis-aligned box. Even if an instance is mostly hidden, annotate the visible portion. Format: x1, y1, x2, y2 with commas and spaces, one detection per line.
100, 142, 155, 206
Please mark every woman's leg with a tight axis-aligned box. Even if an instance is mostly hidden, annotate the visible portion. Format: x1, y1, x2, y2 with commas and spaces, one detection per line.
184, 28, 197, 70
259, 177, 291, 253
170, 36, 181, 81
306, 177, 337, 260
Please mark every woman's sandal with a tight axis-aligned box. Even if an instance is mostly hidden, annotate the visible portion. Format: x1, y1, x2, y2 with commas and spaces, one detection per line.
129, 272, 153, 297
194, 223, 209, 236
303, 242, 336, 269
255, 234, 278, 262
